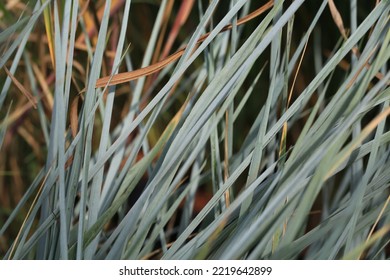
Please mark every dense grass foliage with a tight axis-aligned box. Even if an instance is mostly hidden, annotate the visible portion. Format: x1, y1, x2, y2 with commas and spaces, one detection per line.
0, 0, 389, 259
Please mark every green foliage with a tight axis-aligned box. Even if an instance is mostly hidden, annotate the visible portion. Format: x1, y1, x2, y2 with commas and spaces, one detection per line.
0, 0, 389, 259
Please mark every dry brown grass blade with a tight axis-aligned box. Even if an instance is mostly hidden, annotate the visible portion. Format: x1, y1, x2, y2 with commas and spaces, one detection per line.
70, 95, 80, 139
1, 101, 36, 129
17, 124, 42, 161
328, 0, 347, 40
359, 194, 390, 259
160, 0, 196, 60
346, 45, 378, 89
287, 38, 309, 107
328, 1, 365, 59
143, 0, 175, 90
4, 66, 37, 109
77, 0, 125, 44
326, 106, 390, 180
95, 0, 274, 88
279, 37, 309, 159
324, 46, 388, 87
8, 166, 53, 259
32, 63, 54, 110
154, 0, 175, 63
96, 47, 184, 88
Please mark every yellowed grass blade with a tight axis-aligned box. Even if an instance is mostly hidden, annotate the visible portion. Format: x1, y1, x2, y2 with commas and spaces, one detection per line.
41, 0, 55, 69
326, 106, 390, 180
367, 194, 390, 242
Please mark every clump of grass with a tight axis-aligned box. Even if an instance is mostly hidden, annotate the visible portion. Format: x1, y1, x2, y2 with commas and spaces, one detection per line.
0, 0, 389, 259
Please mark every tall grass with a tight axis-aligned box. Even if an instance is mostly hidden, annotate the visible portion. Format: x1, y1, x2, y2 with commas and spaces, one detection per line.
0, 0, 389, 259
